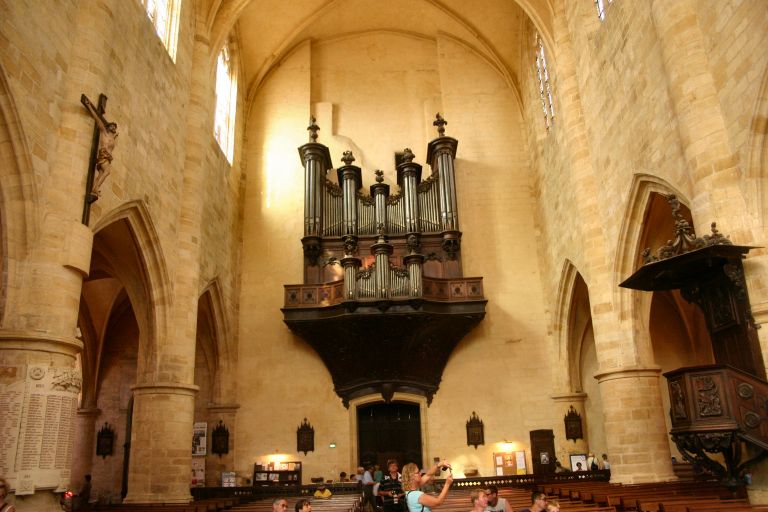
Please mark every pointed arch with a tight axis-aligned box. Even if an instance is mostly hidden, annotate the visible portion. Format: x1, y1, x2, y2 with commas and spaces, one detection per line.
553, 259, 595, 394
746, 63, 768, 231
198, 279, 233, 402
553, 259, 580, 391
90, 200, 171, 380
0, 64, 40, 325
613, 174, 691, 323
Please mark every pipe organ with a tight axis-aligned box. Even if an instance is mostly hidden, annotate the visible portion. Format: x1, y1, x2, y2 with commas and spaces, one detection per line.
284, 114, 486, 406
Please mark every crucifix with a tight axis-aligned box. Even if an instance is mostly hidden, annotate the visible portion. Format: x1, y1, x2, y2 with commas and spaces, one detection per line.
80, 93, 118, 225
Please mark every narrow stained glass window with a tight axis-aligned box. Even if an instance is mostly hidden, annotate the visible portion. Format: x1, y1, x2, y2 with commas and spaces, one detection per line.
595, 0, 614, 21
535, 33, 555, 132
214, 43, 238, 164
140, 0, 182, 61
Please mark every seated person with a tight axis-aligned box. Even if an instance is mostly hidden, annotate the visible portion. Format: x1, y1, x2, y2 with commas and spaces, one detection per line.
314, 483, 333, 499
339, 471, 348, 482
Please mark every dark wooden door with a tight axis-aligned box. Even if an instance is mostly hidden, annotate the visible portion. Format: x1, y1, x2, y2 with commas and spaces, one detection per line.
529, 429, 555, 475
357, 402, 422, 469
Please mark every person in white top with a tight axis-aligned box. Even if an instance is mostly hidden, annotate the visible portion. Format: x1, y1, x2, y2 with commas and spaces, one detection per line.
484, 486, 511, 512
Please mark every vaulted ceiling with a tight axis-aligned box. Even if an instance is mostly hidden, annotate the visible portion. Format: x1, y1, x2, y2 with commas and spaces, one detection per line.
200, 0, 555, 106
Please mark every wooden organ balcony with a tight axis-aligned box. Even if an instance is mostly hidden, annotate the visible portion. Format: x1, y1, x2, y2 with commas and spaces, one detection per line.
282, 115, 486, 406
620, 195, 765, 488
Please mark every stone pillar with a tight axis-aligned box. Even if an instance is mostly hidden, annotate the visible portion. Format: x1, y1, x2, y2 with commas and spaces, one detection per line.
595, 368, 675, 483
0, 215, 92, 511
123, 32, 207, 504
650, 0, 757, 243
125, 384, 198, 503
0, 332, 83, 512
554, 1, 676, 484
550, 392, 589, 465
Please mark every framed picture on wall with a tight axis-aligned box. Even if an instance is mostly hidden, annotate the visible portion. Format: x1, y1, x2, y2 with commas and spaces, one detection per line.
569, 454, 588, 472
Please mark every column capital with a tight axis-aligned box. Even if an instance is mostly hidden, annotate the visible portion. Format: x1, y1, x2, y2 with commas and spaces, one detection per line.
0, 330, 83, 356
132, 382, 199, 396
594, 365, 661, 383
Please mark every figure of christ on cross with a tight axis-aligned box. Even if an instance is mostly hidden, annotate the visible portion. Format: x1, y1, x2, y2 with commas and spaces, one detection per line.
81, 93, 118, 200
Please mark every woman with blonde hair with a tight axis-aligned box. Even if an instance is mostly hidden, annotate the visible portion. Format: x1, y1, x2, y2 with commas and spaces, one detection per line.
401, 460, 453, 512
0, 479, 15, 512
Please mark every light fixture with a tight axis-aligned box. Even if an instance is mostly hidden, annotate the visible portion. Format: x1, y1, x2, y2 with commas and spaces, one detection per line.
329, 442, 337, 448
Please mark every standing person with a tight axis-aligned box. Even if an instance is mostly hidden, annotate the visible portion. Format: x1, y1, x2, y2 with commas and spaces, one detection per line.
379, 460, 404, 512
518, 491, 547, 512
587, 453, 598, 471
470, 489, 488, 512
401, 460, 453, 512
362, 465, 376, 511
73, 474, 92, 511
0, 478, 15, 512
601, 454, 611, 479
484, 486, 511, 512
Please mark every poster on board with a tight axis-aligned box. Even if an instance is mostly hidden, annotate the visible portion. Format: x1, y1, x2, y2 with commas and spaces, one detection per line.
192, 422, 207, 456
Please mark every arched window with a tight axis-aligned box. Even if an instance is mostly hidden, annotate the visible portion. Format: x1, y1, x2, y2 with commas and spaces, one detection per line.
535, 33, 555, 131
214, 43, 238, 164
140, 0, 182, 61
595, 0, 614, 21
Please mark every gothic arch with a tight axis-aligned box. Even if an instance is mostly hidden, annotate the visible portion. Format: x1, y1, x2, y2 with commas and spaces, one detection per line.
0, 64, 40, 325
613, 174, 691, 365
90, 200, 171, 381
197, 279, 234, 402
746, 63, 768, 231
553, 259, 588, 393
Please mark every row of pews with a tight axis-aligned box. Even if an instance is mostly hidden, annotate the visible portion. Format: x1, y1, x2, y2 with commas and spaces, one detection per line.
537, 481, 768, 512
89, 480, 768, 512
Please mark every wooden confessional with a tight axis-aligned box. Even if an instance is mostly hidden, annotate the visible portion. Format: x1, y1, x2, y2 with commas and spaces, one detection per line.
620, 195, 766, 488
282, 115, 486, 406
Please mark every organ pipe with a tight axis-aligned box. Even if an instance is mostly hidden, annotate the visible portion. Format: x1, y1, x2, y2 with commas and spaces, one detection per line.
396, 148, 423, 234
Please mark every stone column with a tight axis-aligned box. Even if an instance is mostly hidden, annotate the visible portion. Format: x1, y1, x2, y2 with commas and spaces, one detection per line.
554, 0, 676, 483
594, 368, 675, 483
123, 31, 209, 504
650, 0, 757, 243
126, 384, 198, 503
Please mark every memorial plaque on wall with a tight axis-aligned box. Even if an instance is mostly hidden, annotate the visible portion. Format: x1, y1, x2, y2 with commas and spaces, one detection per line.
0, 365, 81, 494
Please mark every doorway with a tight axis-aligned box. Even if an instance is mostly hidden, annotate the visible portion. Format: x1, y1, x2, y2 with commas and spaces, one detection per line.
357, 401, 422, 469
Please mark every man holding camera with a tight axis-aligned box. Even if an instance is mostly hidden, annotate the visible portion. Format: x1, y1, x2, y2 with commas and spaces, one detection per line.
379, 460, 404, 512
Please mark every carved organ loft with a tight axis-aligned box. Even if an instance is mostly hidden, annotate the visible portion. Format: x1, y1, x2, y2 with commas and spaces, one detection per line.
282, 114, 486, 407
621, 195, 767, 488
